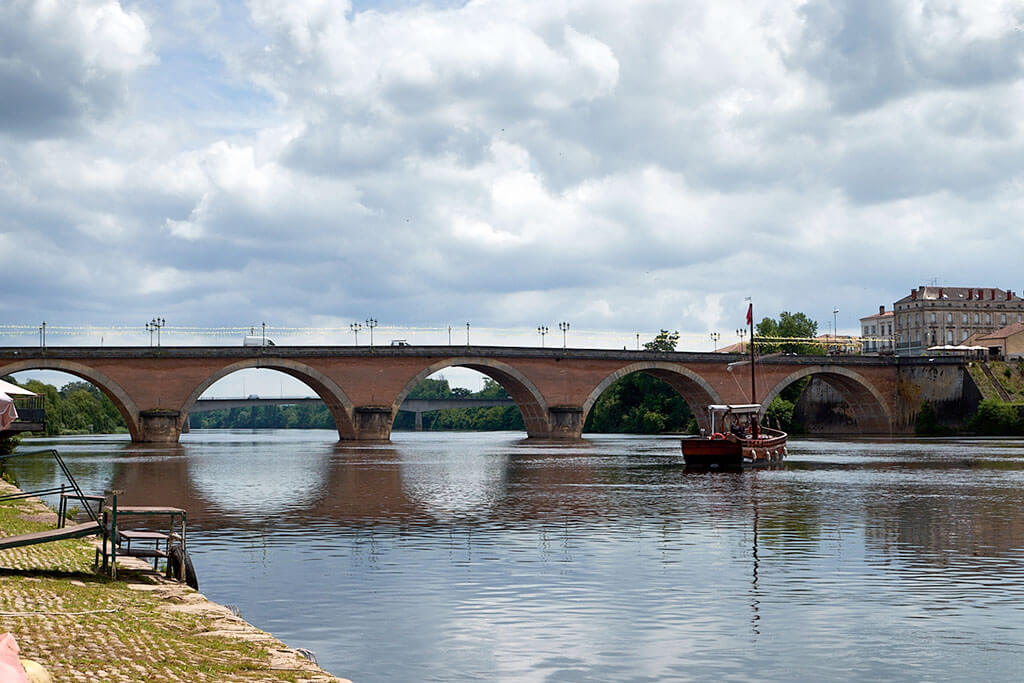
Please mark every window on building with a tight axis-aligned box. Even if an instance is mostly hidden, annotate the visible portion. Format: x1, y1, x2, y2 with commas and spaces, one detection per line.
946, 312, 953, 323
986, 313, 992, 324
962, 313, 968, 324
1001, 313, 1007, 325
931, 312, 936, 323
1018, 314, 1023, 323
975, 312, 980, 324
962, 330, 969, 341
946, 330, 954, 344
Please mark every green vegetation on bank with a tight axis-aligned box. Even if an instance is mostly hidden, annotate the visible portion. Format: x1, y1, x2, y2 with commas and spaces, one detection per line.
0, 434, 18, 456
192, 377, 526, 432
920, 361, 1024, 435
763, 377, 811, 434
967, 400, 1024, 436
967, 360, 1024, 402
2, 377, 127, 435
584, 330, 695, 434
395, 377, 524, 431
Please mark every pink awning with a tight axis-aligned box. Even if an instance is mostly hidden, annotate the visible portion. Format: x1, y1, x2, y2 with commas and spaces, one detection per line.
0, 393, 17, 431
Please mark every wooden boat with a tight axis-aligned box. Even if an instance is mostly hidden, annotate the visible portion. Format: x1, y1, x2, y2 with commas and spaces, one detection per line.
681, 404, 787, 469
681, 303, 787, 469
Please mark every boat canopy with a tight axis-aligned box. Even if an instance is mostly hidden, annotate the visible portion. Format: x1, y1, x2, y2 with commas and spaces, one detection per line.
707, 404, 761, 414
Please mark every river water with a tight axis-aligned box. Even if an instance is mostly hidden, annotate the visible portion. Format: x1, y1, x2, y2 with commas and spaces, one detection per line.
6, 431, 1024, 681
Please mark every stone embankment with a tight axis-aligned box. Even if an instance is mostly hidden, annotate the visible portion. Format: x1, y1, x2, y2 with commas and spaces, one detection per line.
0, 479, 348, 682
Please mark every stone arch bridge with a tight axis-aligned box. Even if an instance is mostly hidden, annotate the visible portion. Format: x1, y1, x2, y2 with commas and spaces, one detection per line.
0, 346, 970, 443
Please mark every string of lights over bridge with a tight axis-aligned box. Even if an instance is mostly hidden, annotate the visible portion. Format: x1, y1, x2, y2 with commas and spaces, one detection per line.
2, 322, 886, 352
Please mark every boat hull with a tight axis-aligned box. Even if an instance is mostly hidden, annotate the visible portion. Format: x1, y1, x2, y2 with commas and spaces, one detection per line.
681, 429, 787, 470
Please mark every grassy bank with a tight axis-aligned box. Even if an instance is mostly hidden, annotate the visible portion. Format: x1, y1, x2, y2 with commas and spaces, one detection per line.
0, 481, 345, 682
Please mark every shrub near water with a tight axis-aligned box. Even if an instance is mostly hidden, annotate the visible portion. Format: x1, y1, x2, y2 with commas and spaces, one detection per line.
915, 402, 951, 436
968, 399, 1024, 435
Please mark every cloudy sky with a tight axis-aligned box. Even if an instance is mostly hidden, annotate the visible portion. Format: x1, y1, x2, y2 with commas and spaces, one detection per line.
3, 0, 1024, 351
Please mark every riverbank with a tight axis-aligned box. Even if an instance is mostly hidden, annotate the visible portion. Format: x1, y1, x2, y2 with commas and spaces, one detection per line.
0, 479, 348, 682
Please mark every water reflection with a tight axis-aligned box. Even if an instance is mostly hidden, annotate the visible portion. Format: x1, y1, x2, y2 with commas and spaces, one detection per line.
7, 432, 1024, 681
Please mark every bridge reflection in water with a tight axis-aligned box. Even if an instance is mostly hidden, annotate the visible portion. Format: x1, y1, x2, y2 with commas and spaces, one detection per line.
189, 396, 517, 432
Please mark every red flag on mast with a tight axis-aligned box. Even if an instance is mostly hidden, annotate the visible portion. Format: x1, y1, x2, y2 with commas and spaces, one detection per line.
746, 303, 752, 326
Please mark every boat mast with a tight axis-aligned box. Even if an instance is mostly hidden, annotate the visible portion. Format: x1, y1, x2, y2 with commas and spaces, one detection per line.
748, 302, 756, 403
749, 301, 759, 437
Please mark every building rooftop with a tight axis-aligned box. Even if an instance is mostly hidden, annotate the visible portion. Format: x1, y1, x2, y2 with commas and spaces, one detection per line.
714, 341, 746, 353
896, 286, 1023, 304
976, 321, 1024, 342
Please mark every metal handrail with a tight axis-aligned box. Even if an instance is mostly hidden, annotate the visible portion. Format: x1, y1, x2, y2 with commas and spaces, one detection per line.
0, 449, 101, 526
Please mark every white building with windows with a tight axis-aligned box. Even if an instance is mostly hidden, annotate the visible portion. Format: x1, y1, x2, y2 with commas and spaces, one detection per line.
860, 306, 894, 354
892, 286, 1024, 355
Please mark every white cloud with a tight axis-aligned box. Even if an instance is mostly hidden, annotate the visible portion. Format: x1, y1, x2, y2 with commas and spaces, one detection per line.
1, 0, 1023, 345
0, 0, 153, 136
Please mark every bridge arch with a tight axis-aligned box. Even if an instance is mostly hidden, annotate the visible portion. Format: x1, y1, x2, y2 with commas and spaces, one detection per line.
582, 362, 723, 433
180, 359, 358, 439
759, 366, 893, 435
392, 358, 550, 438
0, 358, 144, 440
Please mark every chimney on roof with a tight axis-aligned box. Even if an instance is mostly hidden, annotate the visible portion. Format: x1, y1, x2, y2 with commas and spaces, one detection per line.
1007, 290, 1012, 301
939, 287, 944, 299
991, 289, 995, 300
879, 305, 885, 315
911, 289, 917, 300
967, 289, 973, 300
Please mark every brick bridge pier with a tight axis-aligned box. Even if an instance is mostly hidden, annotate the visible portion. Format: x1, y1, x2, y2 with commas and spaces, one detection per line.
0, 346, 970, 443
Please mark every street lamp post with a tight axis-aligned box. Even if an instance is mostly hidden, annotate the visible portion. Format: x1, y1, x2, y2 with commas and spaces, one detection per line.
39, 321, 46, 349
466, 323, 470, 346
147, 318, 165, 347
366, 318, 378, 347
448, 325, 452, 345
833, 307, 839, 351
710, 332, 721, 351
736, 328, 747, 353
537, 326, 548, 347
558, 322, 570, 349
350, 322, 362, 345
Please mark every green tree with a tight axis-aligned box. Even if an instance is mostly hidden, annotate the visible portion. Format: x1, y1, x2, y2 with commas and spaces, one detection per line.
476, 378, 510, 399
408, 377, 451, 399
644, 330, 679, 352
755, 311, 822, 355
